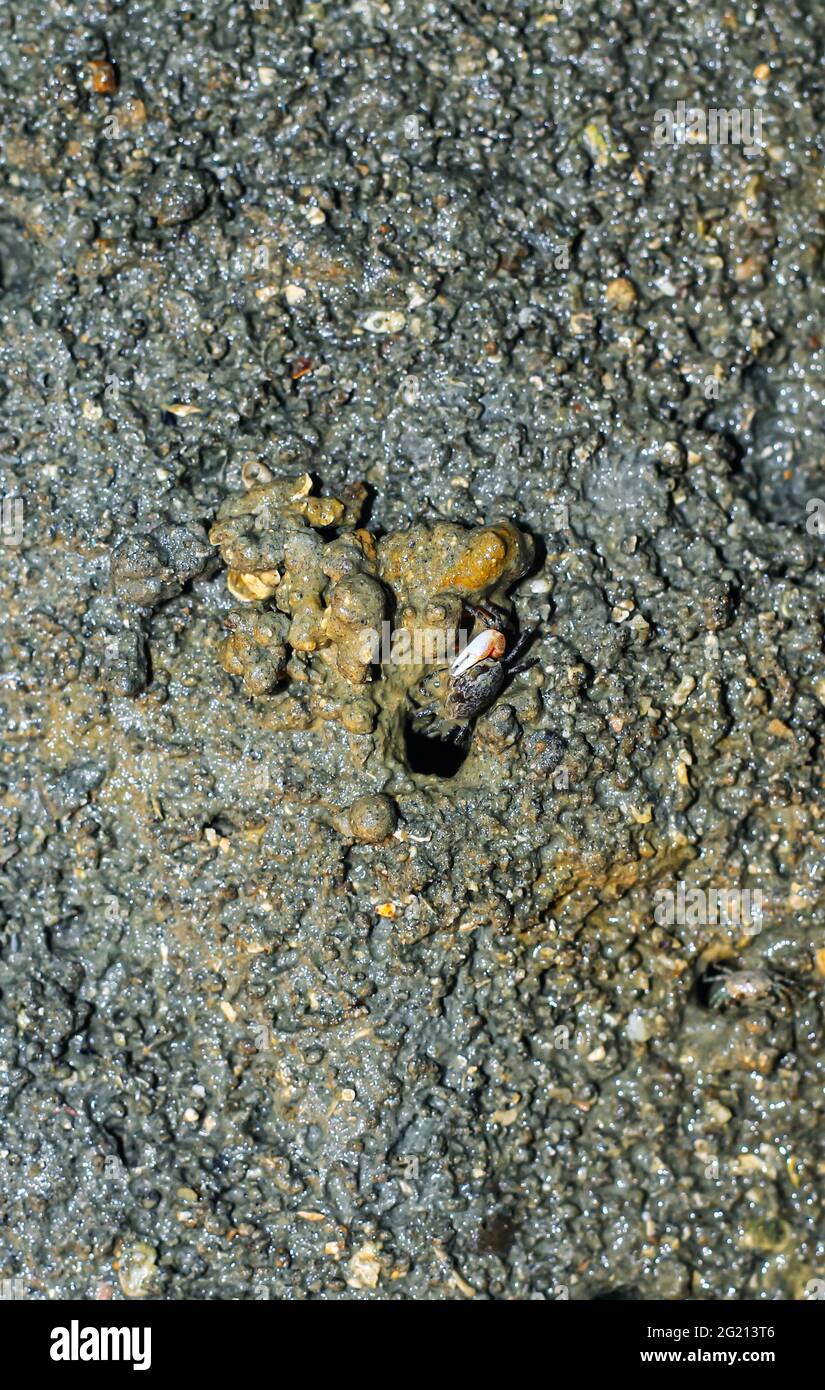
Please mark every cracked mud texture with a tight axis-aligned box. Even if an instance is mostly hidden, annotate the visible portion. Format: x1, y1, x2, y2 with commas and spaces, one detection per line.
1, 0, 824, 1301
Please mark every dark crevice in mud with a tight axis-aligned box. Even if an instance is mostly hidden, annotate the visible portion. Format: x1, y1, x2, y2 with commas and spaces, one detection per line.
694, 965, 720, 1010
403, 715, 471, 778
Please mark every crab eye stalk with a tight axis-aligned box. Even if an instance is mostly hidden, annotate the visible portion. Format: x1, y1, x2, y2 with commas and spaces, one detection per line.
450, 627, 506, 676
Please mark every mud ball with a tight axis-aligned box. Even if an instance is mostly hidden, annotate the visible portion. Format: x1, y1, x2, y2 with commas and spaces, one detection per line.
349, 793, 397, 843
524, 730, 565, 776
481, 702, 520, 749
145, 168, 210, 226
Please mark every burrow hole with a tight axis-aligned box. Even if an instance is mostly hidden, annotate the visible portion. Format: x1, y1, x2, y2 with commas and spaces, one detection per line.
403, 714, 471, 778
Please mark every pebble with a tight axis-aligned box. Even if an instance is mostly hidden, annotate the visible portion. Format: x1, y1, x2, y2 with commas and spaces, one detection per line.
605, 276, 637, 310
627, 1011, 651, 1042
117, 1241, 157, 1299
349, 793, 398, 842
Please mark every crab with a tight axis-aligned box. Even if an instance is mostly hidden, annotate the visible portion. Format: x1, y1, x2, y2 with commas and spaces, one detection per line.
704, 963, 801, 1011
410, 600, 537, 745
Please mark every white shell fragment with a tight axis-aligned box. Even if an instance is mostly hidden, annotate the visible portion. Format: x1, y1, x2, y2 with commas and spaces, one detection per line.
362, 310, 406, 333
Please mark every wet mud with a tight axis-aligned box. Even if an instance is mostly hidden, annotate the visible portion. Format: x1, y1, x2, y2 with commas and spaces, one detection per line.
0, 0, 824, 1300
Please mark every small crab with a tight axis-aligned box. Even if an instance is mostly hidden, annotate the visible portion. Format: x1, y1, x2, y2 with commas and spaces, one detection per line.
705, 963, 801, 1011
411, 600, 537, 744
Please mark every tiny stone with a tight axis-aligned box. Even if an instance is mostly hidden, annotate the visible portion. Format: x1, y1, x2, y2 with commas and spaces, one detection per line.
606, 276, 637, 310
627, 1011, 651, 1042
117, 1242, 157, 1299
89, 59, 118, 94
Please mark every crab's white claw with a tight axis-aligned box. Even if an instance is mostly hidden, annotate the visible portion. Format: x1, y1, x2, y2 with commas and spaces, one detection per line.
450, 627, 506, 676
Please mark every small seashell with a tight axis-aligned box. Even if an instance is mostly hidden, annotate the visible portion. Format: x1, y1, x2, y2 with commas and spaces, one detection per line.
227, 569, 280, 602
241, 459, 274, 489
362, 310, 405, 334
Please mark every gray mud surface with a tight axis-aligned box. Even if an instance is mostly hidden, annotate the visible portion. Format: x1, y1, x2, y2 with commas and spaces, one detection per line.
1, 0, 824, 1300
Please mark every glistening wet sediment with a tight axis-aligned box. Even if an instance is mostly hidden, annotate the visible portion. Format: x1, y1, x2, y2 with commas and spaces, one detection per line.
0, 0, 824, 1302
